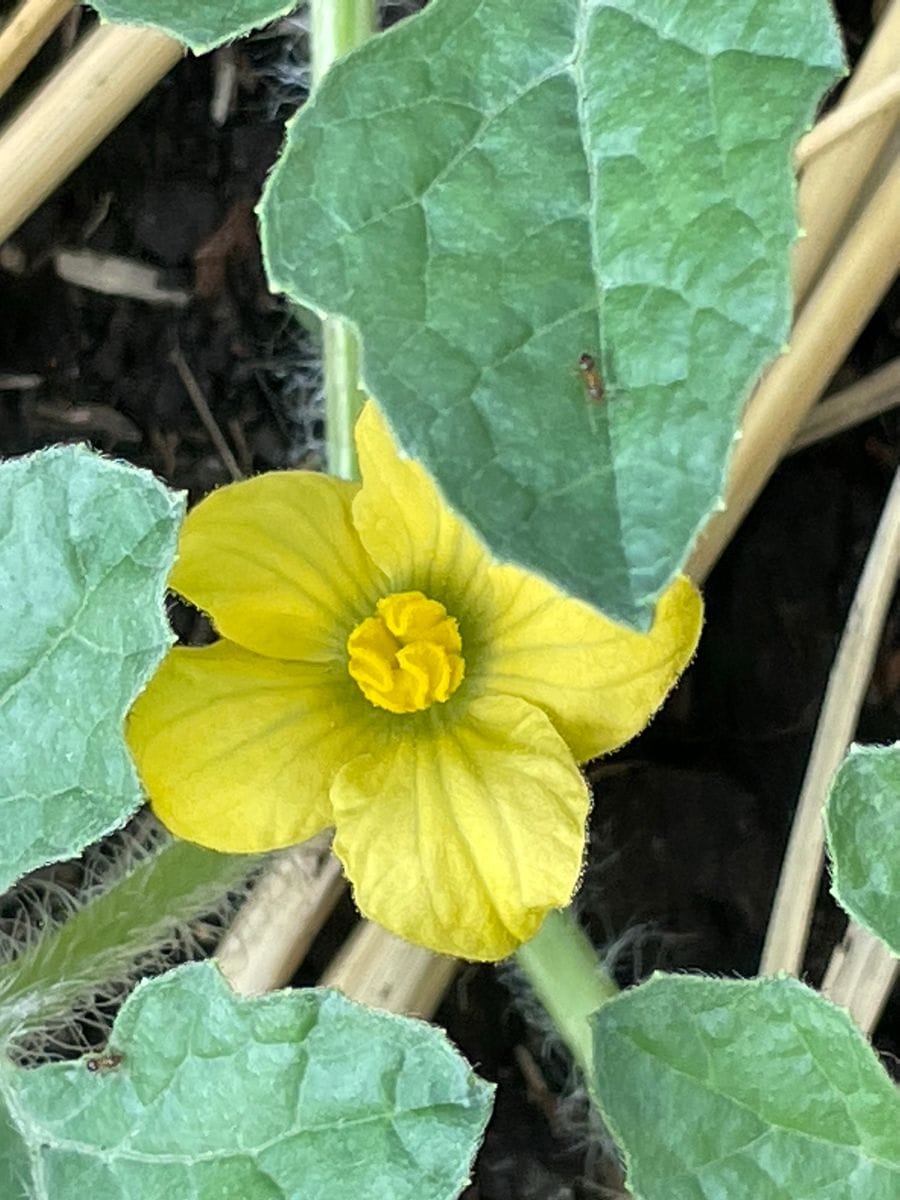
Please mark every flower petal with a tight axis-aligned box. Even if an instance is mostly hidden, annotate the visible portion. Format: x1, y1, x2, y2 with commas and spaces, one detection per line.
171, 472, 384, 661
352, 401, 494, 619
127, 641, 360, 852
481, 572, 702, 762
331, 694, 589, 960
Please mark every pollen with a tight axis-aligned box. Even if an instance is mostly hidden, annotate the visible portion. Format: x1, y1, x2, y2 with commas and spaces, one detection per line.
347, 590, 465, 714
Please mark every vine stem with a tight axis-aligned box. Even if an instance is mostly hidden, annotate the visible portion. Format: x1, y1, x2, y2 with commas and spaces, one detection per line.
310, 0, 375, 481
514, 910, 619, 1081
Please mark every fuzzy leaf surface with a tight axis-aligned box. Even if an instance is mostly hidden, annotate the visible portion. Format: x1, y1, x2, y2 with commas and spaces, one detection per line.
88, 0, 295, 54
261, 0, 843, 625
591, 973, 900, 1199
0, 447, 183, 891
826, 742, 900, 956
0, 962, 492, 1200
0, 1096, 31, 1200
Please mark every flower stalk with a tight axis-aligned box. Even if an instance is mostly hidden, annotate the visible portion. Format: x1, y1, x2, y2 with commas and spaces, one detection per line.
515, 909, 618, 1082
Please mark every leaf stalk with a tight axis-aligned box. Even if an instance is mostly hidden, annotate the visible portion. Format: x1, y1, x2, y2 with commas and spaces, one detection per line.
310, 0, 376, 482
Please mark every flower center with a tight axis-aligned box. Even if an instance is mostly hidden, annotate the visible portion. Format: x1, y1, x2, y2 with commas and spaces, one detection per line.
347, 591, 465, 714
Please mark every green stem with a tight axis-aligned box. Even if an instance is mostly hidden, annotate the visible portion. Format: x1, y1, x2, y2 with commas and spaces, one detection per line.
515, 909, 618, 1082
0, 839, 254, 1046
310, 0, 376, 482
322, 319, 366, 481
310, 0, 375, 87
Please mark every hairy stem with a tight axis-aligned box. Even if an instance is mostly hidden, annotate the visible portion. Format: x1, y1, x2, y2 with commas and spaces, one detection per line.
0, 838, 254, 1045
515, 909, 619, 1084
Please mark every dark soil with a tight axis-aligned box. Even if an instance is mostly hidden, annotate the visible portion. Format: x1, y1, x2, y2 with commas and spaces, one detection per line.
1, 3, 897, 1198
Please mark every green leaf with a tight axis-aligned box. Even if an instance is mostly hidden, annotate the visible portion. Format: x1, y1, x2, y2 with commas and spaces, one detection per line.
826, 742, 900, 957
591, 973, 900, 1200
0, 1093, 31, 1200
0, 447, 183, 892
260, 0, 843, 625
88, 0, 296, 54
0, 961, 492, 1199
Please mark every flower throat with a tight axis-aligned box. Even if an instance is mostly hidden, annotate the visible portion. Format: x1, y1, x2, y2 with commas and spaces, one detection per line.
347, 590, 465, 714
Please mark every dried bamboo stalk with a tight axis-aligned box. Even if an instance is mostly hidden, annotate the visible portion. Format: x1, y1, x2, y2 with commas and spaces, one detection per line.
792, 0, 900, 309
792, 356, 900, 452
0, 23, 182, 246
759, 469, 900, 977
216, 838, 345, 996
687, 152, 900, 583
0, 0, 74, 98
821, 923, 899, 1035
320, 921, 457, 1019
794, 69, 900, 168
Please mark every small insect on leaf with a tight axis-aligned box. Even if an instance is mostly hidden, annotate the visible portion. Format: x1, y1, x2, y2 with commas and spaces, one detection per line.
85, 1052, 123, 1073
578, 354, 605, 404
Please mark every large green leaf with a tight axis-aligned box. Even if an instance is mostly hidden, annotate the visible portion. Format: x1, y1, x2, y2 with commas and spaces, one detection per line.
0, 447, 183, 892
261, 0, 843, 625
826, 743, 900, 957
88, 0, 296, 54
591, 974, 900, 1200
0, 961, 492, 1199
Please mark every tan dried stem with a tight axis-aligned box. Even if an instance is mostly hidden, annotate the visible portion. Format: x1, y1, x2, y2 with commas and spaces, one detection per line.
216, 837, 345, 996
687, 151, 900, 583
0, 0, 74, 98
792, 357, 900, 452
0, 23, 183, 247
792, 0, 900, 309
759, 469, 900, 977
794, 70, 900, 169
320, 921, 458, 1019
821, 924, 899, 1035
170, 346, 244, 483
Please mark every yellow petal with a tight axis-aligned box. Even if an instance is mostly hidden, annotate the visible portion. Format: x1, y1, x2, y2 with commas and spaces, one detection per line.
171, 472, 384, 662
331, 694, 589, 960
352, 401, 495, 626
481, 572, 702, 762
127, 641, 361, 853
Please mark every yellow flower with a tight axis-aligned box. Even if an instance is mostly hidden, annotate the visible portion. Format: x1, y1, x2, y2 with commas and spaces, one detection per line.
127, 403, 702, 961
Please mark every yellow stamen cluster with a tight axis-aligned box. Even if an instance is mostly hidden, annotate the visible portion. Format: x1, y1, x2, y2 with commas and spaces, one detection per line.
347, 590, 465, 714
